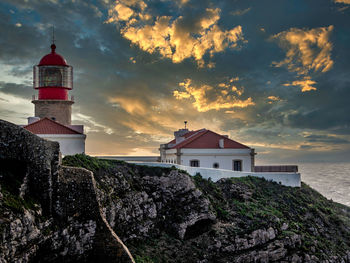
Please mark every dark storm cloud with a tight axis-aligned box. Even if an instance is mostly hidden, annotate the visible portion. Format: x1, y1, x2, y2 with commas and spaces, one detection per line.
0, 81, 32, 97
0, 0, 349, 162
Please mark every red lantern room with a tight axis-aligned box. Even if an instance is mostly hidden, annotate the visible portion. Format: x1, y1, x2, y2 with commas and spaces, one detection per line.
33, 44, 73, 100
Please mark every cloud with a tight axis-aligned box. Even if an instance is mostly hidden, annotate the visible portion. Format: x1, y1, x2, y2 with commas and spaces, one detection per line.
334, 0, 350, 3
173, 78, 255, 112
0, 91, 33, 124
272, 26, 334, 74
267, 95, 282, 104
304, 134, 350, 144
283, 77, 317, 92
72, 113, 115, 134
230, 7, 251, 16
272, 26, 334, 92
107, 1, 245, 67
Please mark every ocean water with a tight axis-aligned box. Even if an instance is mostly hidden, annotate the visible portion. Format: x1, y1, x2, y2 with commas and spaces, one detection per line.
298, 162, 350, 207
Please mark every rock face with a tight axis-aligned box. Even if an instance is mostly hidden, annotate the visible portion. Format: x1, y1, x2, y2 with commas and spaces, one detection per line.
0, 118, 60, 214
1, 118, 350, 263
63, 155, 350, 263
0, 119, 134, 262
94, 166, 216, 241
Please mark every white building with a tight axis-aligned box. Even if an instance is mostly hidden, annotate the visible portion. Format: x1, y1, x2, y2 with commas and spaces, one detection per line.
24, 117, 86, 156
160, 128, 255, 172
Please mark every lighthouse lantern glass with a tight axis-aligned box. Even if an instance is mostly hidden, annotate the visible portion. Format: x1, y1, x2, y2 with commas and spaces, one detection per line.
33, 65, 73, 89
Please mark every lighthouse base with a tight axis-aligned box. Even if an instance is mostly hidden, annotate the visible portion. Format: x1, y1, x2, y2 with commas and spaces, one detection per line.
32, 100, 74, 126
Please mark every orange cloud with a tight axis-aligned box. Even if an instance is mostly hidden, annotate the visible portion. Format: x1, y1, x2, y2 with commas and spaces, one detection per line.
334, 0, 350, 3
272, 25, 334, 92
173, 78, 254, 112
272, 25, 334, 74
107, 2, 245, 67
283, 77, 317, 92
267, 96, 280, 101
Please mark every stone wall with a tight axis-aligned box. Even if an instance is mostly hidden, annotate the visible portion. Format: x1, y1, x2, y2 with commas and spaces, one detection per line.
32, 99, 73, 125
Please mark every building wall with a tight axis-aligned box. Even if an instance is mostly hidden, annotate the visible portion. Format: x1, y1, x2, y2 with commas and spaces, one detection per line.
129, 162, 301, 187
39, 134, 86, 156
163, 148, 253, 172
33, 100, 74, 125
181, 154, 252, 171
97, 156, 160, 162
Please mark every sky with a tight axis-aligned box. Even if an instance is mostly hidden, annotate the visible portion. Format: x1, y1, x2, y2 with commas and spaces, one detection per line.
0, 0, 349, 164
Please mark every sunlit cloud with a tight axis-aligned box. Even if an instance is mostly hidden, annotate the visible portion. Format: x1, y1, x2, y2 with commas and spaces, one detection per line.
73, 113, 115, 134
267, 95, 282, 104
108, 95, 180, 135
334, 0, 350, 3
283, 77, 317, 92
173, 78, 255, 112
267, 96, 280, 101
272, 26, 334, 92
107, 1, 245, 67
272, 26, 334, 74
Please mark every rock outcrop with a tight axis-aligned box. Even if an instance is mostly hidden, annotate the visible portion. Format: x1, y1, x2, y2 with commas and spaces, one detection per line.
64, 155, 350, 263
95, 166, 216, 241
0, 119, 134, 262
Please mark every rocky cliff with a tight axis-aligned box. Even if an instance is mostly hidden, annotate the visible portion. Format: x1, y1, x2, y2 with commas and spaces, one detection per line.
1, 119, 350, 263
63, 154, 350, 263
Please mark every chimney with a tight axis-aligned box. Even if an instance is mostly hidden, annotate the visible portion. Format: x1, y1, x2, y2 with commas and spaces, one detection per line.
174, 129, 189, 144
27, 116, 40, 124
219, 138, 224, 148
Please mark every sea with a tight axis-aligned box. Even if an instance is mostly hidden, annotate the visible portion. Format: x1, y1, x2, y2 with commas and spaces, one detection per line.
298, 162, 350, 207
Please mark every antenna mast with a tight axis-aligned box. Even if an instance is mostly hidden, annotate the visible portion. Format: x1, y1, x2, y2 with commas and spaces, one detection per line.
52, 25, 55, 44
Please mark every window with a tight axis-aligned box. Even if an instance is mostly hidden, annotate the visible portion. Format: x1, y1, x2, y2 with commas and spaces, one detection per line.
233, 160, 242, 171
190, 160, 200, 167
213, 163, 219, 169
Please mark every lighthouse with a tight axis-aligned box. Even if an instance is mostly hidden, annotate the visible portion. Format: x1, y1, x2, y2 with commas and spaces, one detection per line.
32, 43, 74, 125
24, 41, 86, 156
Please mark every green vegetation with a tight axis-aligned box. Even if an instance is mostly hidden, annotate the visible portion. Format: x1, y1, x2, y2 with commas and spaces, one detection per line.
0, 159, 38, 213
192, 173, 230, 221
192, 174, 350, 259
1, 188, 37, 213
134, 255, 156, 263
62, 154, 124, 173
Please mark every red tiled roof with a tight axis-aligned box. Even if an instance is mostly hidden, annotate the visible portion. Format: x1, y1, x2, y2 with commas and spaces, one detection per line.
169, 129, 250, 149
24, 118, 82, 135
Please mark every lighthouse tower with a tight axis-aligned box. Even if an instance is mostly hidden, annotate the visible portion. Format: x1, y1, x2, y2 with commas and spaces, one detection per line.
32, 43, 73, 125
24, 41, 86, 156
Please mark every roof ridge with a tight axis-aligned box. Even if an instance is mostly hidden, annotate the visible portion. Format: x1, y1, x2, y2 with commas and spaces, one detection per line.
171, 129, 208, 149
24, 117, 82, 134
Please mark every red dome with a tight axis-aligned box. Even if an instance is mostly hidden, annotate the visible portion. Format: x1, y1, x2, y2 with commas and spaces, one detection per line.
38, 44, 68, 66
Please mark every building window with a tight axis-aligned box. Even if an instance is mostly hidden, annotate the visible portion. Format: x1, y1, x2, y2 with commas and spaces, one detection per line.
190, 160, 200, 167
233, 160, 242, 171
213, 163, 219, 169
